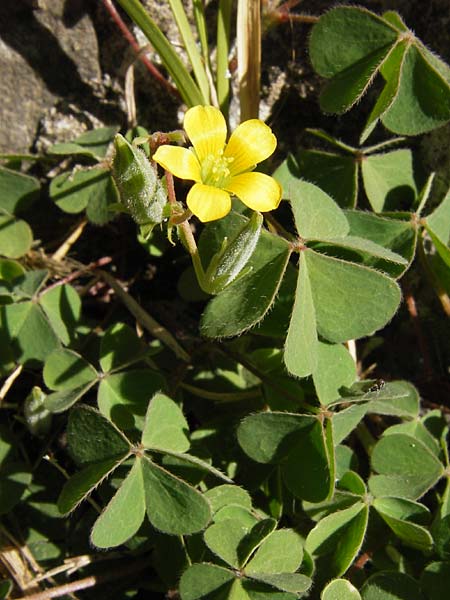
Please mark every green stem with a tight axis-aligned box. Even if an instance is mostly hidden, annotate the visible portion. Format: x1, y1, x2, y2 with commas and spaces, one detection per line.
177, 221, 210, 293
356, 422, 377, 457
180, 382, 262, 403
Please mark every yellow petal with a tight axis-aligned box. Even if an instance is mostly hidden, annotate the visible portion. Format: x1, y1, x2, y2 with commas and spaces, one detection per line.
152, 146, 201, 181
187, 183, 232, 222
226, 172, 282, 212
224, 119, 277, 175
184, 106, 227, 163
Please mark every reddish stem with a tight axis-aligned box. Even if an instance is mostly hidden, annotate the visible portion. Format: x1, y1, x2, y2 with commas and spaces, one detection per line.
165, 170, 177, 205
43, 257, 113, 293
266, 0, 318, 24
101, 0, 180, 99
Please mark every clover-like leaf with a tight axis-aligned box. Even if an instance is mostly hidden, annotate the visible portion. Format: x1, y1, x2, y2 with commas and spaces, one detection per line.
0, 301, 60, 364
67, 405, 131, 466
245, 529, 303, 576
306, 502, 369, 577
306, 250, 401, 343
142, 392, 190, 453
49, 168, 118, 225
90, 458, 146, 548
179, 563, 236, 600
310, 6, 450, 137
290, 181, 349, 239
344, 210, 417, 279
0, 166, 40, 214
0, 214, 33, 259
284, 252, 318, 377
58, 457, 123, 516
204, 518, 253, 568
45, 383, 97, 414
39, 284, 81, 345
369, 433, 444, 500
312, 341, 357, 405
274, 150, 358, 208
425, 188, 450, 268
141, 456, 211, 535
47, 126, 119, 160
205, 485, 252, 515
361, 571, 425, 600
43, 349, 97, 392
361, 149, 417, 212
238, 412, 334, 502
322, 579, 361, 600
247, 573, 311, 595
284, 248, 401, 378
373, 497, 432, 551
98, 369, 166, 430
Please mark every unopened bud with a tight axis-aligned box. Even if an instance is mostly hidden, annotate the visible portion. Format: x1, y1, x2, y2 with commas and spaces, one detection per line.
112, 134, 167, 225
204, 212, 263, 294
24, 386, 52, 437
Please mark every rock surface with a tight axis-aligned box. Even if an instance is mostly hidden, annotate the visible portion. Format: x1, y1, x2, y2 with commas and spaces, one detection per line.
0, 0, 107, 152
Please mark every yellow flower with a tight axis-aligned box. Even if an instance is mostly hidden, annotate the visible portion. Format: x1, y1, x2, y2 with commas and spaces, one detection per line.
153, 105, 282, 222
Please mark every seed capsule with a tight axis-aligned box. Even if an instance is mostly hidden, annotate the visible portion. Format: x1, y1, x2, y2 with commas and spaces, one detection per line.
112, 134, 167, 225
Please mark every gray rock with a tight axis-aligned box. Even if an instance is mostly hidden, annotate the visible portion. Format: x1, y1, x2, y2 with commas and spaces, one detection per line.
0, 0, 108, 153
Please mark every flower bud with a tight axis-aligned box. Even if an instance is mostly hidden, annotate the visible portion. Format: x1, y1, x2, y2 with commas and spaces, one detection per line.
204, 212, 263, 294
24, 386, 52, 437
112, 134, 167, 225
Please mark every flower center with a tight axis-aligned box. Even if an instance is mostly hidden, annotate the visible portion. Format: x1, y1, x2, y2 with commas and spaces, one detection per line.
201, 151, 234, 188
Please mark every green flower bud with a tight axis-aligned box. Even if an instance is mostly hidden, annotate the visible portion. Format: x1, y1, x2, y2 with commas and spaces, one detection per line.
24, 386, 52, 437
204, 212, 263, 294
112, 134, 167, 225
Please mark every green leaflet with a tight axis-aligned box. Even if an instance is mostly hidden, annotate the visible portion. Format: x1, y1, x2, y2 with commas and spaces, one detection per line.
238, 412, 334, 502
369, 433, 444, 500
43, 349, 97, 391
284, 252, 318, 378
0, 166, 40, 214
49, 168, 118, 224
0, 214, 32, 259
361, 572, 425, 600
91, 459, 146, 548
141, 456, 211, 535
47, 126, 119, 160
306, 502, 369, 577
322, 579, 361, 600
141, 392, 190, 453
179, 563, 236, 600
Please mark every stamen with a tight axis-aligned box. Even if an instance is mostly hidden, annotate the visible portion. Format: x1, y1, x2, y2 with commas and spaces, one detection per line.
201, 152, 234, 188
